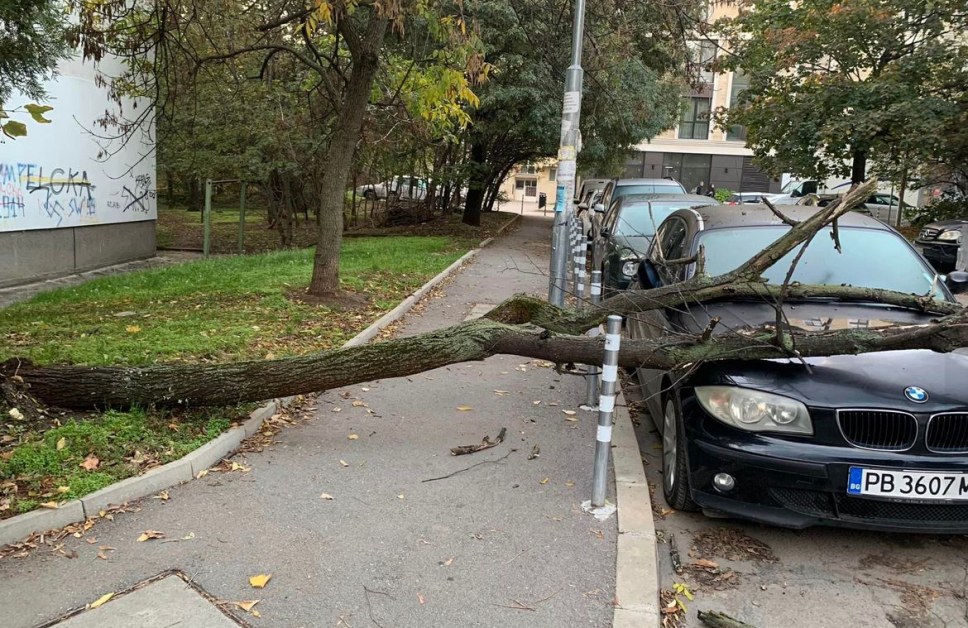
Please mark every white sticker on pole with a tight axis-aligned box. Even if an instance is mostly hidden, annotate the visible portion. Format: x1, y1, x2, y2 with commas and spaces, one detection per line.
604, 333, 621, 351
557, 159, 576, 181
597, 424, 613, 443
599, 394, 615, 413
558, 146, 576, 161
602, 364, 618, 382
562, 91, 581, 114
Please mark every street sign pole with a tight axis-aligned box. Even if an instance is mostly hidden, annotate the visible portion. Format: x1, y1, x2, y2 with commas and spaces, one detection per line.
548, 0, 586, 306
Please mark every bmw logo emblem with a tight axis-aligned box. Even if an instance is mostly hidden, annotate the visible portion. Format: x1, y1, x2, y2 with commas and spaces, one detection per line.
904, 386, 929, 403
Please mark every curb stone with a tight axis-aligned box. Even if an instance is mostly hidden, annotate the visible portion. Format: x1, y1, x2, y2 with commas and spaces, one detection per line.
610, 388, 661, 627
0, 225, 514, 547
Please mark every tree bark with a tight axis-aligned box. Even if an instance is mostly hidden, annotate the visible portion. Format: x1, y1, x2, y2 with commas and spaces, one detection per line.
307, 14, 389, 297
851, 148, 868, 185
462, 142, 487, 226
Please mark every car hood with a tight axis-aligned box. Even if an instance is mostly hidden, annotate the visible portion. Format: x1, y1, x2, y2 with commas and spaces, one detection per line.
611, 234, 652, 256
680, 301, 968, 410
924, 219, 968, 229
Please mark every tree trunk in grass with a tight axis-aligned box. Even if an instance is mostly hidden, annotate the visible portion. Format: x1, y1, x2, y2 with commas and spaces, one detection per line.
461, 142, 487, 226
8, 178, 967, 411
307, 15, 389, 297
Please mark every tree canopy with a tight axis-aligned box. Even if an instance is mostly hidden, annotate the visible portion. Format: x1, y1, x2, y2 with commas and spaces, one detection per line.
714, 0, 968, 186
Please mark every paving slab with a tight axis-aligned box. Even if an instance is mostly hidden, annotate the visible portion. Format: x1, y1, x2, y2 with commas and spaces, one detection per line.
54, 575, 239, 627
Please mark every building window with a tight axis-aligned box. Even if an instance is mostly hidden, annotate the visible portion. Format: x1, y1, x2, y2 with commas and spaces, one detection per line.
662, 153, 712, 195
678, 97, 711, 140
548, 167, 557, 182
726, 71, 751, 142
515, 178, 537, 197
519, 162, 538, 175
688, 40, 717, 85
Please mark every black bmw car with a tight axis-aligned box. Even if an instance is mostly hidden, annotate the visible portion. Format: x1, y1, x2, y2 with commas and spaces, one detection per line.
628, 205, 968, 533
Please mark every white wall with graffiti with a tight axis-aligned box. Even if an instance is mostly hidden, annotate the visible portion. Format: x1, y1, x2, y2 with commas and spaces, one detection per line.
0, 55, 156, 232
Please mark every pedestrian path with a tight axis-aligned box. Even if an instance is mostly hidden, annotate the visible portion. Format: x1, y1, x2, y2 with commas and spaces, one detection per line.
1, 215, 618, 627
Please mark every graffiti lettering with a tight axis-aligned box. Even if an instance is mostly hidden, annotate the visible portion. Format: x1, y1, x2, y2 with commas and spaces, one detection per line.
122, 186, 150, 213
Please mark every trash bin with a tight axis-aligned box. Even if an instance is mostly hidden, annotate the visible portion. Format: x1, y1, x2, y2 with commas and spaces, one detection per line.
538, 192, 547, 209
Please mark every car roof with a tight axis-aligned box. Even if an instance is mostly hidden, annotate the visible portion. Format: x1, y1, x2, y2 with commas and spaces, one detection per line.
679, 204, 891, 231
615, 178, 683, 186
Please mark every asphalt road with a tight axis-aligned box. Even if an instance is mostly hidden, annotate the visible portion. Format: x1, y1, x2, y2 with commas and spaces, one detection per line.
623, 377, 968, 628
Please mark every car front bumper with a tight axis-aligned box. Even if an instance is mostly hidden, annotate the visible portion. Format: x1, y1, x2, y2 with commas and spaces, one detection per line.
686, 413, 968, 534
916, 240, 958, 268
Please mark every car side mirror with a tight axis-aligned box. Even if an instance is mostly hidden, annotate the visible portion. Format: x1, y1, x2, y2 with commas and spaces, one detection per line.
636, 260, 661, 290
946, 271, 968, 294
594, 203, 605, 213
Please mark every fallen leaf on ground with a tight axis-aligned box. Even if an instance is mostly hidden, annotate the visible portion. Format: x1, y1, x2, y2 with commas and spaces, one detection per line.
56, 486, 70, 493
125, 325, 141, 334
339, 460, 349, 468
528, 445, 540, 460
494, 390, 509, 396
229, 462, 250, 472
320, 493, 334, 500
564, 416, 579, 422
565, 481, 575, 488
352, 400, 366, 407
417, 593, 426, 605
56, 437, 66, 450
456, 406, 474, 411
195, 469, 209, 479
80, 455, 100, 471
347, 434, 359, 440
236, 600, 260, 612
40, 501, 59, 509
152, 490, 169, 500
331, 407, 342, 413
89, 593, 114, 609
539, 477, 550, 485
450, 427, 507, 456
562, 410, 577, 416
96, 551, 109, 560
8, 408, 23, 420
249, 574, 272, 588
398, 494, 405, 499
137, 530, 165, 542
442, 557, 454, 567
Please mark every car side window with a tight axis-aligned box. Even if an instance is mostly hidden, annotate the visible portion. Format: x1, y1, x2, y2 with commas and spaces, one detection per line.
657, 218, 689, 283
601, 199, 622, 234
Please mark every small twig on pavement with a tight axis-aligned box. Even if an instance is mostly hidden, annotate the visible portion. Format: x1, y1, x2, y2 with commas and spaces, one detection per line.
421, 449, 516, 483
363, 586, 391, 628
670, 534, 683, 575
504, 547, 532, 565
492, 600, 536, 612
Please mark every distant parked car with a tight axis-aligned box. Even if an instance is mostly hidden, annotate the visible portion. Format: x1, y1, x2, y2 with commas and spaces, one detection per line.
916, 219, 968, 271
595, 178, 688, 215
356, 176, 428, 200
859, 193, 906, 224
726, 192, 765, 205
596, 194, 718, 293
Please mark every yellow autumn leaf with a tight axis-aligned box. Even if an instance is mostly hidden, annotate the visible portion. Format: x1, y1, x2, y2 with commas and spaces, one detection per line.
249, 574, 272, 588
347, 434, 359, 440
125, 325, 141, 333
40, 501, 59, 509
539, 477, 550, 485
456, 405, 474, 411
57, 486, 71, 493
56, 437, 66, 450
236, 600, 260, 612
562, 410, 577, 416
339, 460, 349, 467
90, 592, 114, 609
137, 530, 165, 542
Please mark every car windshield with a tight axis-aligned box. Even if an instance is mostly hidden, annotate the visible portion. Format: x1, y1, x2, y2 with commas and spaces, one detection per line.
698, 226, 947, 300
615, 202, 701, 237
616, 184, 684, 199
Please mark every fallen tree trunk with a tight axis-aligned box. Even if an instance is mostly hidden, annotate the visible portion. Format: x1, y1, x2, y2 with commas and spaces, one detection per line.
6, 306, 968, 409
4, 178, 965, 410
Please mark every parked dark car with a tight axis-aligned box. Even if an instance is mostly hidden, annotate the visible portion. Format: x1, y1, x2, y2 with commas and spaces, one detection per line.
595, 177, 688, 214
596, 194, 717, 293
916, 219, 967, 271
628, 204, 968, 533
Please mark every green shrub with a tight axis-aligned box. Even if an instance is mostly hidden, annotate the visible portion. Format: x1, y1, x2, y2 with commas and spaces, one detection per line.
908, 197, 968, 228
714, 188, 733, 203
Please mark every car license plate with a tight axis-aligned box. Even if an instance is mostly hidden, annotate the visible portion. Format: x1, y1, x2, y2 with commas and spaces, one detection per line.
848, 467, 968, 501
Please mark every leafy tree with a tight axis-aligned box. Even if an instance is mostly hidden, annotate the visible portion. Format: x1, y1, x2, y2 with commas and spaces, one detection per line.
0, 0, 67, 137
714, 0, 968, 184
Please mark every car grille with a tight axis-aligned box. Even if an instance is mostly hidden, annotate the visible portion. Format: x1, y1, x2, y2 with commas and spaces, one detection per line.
837, 410, 917, 451
926, 414, 968, 453
919, 227, 941, 240
770, 488, 968, 524
834, 494, 968, 523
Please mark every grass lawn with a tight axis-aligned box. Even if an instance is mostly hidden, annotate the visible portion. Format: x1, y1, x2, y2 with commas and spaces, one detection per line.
0, 232, 494, 519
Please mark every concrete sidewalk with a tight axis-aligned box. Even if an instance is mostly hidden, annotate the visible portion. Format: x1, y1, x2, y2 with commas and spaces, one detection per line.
1, 215, 623, 627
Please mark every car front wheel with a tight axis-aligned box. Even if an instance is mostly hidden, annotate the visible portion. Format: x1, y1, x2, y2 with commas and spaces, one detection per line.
661, 394, 698, 512
363, 189, 377, 200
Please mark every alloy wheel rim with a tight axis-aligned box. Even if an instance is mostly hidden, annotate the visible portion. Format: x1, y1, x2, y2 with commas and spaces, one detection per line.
663, 400, 677, 493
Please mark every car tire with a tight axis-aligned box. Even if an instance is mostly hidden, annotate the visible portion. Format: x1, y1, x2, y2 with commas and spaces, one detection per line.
363, 190, 376, 200
661, 393, 698, 512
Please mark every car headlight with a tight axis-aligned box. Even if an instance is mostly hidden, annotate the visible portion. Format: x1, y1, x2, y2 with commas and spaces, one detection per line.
938, 230, 962, 242
621, 257, 640, 277
695, 386, 813, 435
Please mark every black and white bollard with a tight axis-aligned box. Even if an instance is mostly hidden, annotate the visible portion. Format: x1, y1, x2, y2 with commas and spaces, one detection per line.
584, 270, 602, 407
573, 226, 585, 303
589, 315, 622, 510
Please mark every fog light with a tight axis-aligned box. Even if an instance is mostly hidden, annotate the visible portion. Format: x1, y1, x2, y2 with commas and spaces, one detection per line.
713, 473, 735, 493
